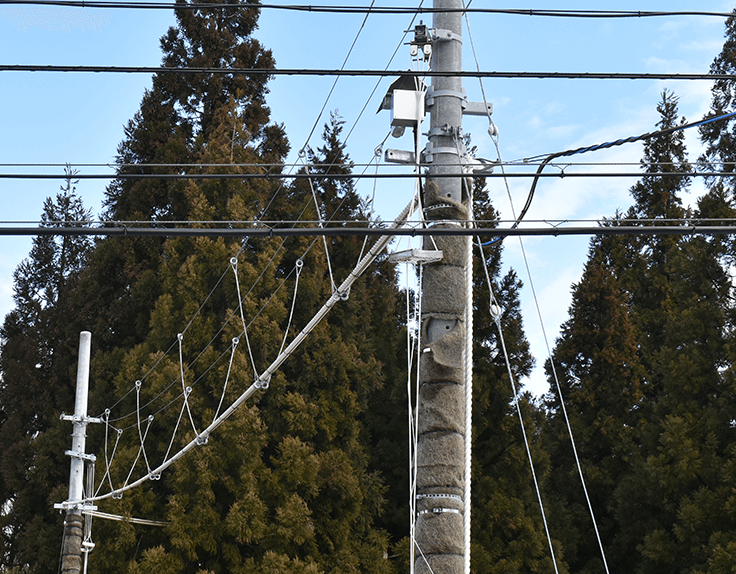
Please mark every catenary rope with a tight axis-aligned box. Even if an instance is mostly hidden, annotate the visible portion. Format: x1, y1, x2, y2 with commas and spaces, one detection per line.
83, 193, 420, 502
482, 118, 613, 570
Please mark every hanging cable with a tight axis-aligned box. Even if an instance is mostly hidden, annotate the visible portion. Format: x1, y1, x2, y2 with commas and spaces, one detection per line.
477, 244, 560, 573
463, 205, 473, 574
300, 159, 337, 292
475, 104, 614, 569
481, 109, 736, 246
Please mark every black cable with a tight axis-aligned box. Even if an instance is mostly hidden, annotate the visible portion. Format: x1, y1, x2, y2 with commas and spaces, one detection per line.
512, 110, 736, 231
5, 160, 736, 169
2, 224, 736, 238
1, 65, 732, 80
1, 171, 732, 180
0, 1, 734, 18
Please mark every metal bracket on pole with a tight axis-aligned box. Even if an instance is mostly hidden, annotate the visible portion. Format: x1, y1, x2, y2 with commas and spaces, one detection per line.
432, 28, 462, 43
54, 502, 98, 512
426, 86, 493, 117
388, 249, 444, 264
60, 414, 103, 425
65, 450, 97, 462
464, 101, 493, 116
385, 148, 416, 164
426, 85, 467, 108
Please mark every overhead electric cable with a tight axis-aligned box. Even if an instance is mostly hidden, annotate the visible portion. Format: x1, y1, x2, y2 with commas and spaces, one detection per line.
4, 170, 730, 180
1, 1, 734, 18
479, 109, 736, 246
1, 65, 730, 80
3, 224, 736, 238
298, 0, 376, 150
4, 160, 735, 169
519, 110, 736, 217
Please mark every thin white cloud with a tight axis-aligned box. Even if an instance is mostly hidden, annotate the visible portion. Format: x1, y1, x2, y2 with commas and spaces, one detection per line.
0, 6, 109, 33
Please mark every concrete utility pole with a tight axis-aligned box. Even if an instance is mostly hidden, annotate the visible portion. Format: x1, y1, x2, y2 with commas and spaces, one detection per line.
414, 1, 470, 574
57, 331, 98, 574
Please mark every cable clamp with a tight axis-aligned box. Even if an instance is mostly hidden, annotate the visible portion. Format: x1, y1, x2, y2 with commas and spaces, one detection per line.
255, 373, 271, 390
335, 285, 351, 301
427, 126, 463, 139
418, 507, 462, 516
422, 142, 461, 163
432, 28, 462, 43
416, 493, 462, 501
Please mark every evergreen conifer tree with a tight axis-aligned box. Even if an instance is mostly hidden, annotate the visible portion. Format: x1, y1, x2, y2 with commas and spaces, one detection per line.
0, 169, 93, 571
469, 181, 564, 574
78, 105, 400, 572
545, 89, 736, 574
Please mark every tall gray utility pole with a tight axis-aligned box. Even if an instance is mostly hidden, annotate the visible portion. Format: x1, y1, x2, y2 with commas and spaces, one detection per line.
414, 1, 471, 574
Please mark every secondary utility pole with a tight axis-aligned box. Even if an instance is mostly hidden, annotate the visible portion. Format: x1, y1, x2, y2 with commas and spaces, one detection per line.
414, 1, 470, 574
56, 331, 98, 574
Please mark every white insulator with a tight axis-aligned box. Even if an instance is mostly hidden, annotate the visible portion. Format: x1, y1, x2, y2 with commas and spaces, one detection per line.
490, 301, 502, 319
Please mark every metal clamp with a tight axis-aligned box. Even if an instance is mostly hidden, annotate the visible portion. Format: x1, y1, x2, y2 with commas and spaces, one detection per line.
418, 507, 462, 516
422, 142, 462, 163
426, 86, 467, 110
428, 126, 463, 139
416, 493, 463, 502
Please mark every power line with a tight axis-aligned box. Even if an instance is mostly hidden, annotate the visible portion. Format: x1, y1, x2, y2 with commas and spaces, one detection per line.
2, 224, 736, 238
9, 161, 736, 169
1, 1, 734, 18
0, 171, 732, 180
0, 65, 731, 80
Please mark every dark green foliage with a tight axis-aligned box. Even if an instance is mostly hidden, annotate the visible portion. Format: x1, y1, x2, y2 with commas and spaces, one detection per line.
0, 170, 93, 571
85, 116, 398, 573
545, 88, 736, 574
469, 180, 564, 574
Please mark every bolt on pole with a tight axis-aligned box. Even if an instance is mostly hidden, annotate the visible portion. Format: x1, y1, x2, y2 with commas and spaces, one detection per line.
414, 1, 471, 574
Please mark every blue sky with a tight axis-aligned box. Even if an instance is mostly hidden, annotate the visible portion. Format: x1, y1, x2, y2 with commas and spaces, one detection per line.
0, 1, 734, 394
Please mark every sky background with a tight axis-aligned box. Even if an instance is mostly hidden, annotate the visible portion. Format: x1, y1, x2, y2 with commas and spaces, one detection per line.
0, 0, 734, 395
